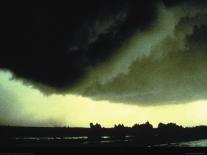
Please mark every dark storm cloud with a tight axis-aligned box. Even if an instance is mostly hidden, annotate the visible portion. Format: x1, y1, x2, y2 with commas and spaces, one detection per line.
0, 0, 157, 90
71, 2, 207, 104
1, 0, 207, 105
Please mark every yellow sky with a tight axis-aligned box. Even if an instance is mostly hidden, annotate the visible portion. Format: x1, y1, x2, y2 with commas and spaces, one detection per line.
0, 70, 207, 128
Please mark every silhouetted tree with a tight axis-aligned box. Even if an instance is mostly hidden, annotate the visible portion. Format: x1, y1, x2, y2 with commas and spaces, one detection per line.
88, 123, 102, 141
90, 123, 102, 129
158, 123, 183, 130
114, 124, 125, 129
132, 121, 153, 130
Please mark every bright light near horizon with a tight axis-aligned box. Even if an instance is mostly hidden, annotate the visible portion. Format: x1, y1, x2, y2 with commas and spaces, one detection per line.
0, 70, 207, 128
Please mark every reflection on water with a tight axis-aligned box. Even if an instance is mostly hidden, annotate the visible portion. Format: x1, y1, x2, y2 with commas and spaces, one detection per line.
14, 135, 133, 144
176, 139, 207, 147
15, 136, 88, 141
101, 136, 110, 139
14, 136, 207, 146
155, 139, 207, 147
63, 136, 88, 140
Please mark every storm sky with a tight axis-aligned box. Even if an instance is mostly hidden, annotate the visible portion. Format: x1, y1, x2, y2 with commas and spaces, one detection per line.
0, 0, 207, 127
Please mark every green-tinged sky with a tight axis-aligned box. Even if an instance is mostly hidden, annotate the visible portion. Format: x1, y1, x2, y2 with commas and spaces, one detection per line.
1, 1, 207, 128
0, 71, 207, 127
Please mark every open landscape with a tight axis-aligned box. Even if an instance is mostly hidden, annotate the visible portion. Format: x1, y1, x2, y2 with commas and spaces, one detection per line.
1, 1, 207, 154
1, 122, 207, 147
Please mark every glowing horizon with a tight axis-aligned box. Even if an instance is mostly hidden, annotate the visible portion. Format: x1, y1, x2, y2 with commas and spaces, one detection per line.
0, 71, 207, 128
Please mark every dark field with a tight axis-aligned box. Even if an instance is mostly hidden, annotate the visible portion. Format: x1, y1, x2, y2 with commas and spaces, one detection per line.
1, 122, 207, 147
